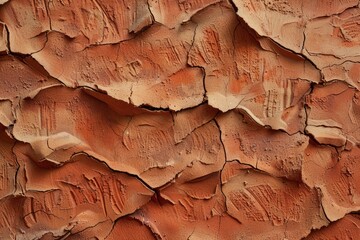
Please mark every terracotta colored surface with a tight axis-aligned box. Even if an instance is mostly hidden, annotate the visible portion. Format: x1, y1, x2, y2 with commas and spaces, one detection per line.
304, 214, 360, 240
0, 0, 359, 239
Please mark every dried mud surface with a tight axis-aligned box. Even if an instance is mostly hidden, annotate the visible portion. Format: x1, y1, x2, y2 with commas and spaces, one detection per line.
0, 0, 359, 239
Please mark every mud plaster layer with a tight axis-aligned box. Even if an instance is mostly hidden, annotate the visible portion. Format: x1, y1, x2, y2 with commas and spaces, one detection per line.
0, 0, 359, 239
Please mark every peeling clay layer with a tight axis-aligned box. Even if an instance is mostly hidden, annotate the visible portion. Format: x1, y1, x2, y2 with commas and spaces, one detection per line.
0, 0, 359, 239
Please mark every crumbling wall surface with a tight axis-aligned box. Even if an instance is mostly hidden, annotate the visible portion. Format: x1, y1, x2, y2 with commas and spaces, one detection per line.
0, 0, 359, 239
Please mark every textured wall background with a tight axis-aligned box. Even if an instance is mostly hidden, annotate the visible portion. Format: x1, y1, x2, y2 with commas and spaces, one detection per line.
0, 0, 360, 239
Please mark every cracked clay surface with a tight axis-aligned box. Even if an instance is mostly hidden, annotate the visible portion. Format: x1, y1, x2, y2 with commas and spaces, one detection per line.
0, 0, 360, 239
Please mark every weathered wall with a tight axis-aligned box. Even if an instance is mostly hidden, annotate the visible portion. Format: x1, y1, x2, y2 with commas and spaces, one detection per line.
0, 0, 360, 239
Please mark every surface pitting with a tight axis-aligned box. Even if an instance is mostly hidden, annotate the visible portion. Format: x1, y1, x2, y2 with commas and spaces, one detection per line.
0, 0, 359, 239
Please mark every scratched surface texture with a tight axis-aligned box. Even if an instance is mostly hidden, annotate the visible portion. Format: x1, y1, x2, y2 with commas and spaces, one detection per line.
0, 0, 360, 239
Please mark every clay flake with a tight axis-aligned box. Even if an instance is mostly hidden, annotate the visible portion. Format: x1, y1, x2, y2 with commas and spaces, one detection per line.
0, 0, 359, 239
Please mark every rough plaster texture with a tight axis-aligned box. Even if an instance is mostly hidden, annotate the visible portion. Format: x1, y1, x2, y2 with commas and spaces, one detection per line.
0, 0, 359, 239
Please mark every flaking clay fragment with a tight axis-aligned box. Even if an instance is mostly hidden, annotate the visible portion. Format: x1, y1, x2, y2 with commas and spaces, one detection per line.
0, 0, 50, 54
303, 142, 360, 222
5, 143, 153, 239
217, 110, 308, 181
46, 0, 153, 44
172, 104, 218, 143
12, 86, 224, 188
0, 22, 7, 54
221, 161, 328, 239
232, 0, 359, 54
188, 3, 319, 133
303, 7, 360, 69
148, 0, 221, 28
131, 170, 227, 240
1, 0, 360, 239
322, 62, 360, 90
0, 55, 60, 100
306, 81, 360, 148
304, 214, 360, 240
233, 0, 360, 88
0, 100, 14, 126
31, 23, 204, 110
